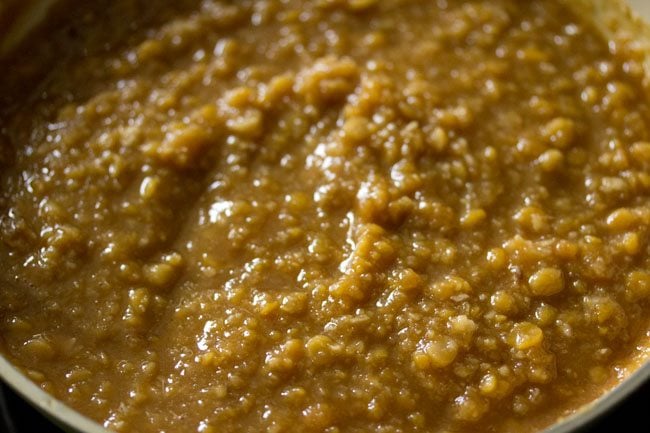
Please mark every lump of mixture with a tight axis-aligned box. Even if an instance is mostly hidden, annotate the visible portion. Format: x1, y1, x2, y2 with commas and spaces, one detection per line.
1, 1, 649, 432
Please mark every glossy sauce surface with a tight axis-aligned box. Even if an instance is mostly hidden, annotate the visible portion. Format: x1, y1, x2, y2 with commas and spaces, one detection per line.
1, 1, 650, 432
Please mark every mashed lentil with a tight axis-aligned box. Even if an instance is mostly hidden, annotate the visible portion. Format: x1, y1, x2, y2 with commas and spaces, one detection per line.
1, 0, 649, 432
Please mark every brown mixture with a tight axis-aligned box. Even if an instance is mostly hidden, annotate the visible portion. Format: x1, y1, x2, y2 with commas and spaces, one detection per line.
1, 1, 650, 432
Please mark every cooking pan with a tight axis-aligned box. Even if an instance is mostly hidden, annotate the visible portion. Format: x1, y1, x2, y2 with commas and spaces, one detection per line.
0, 1, 649, 432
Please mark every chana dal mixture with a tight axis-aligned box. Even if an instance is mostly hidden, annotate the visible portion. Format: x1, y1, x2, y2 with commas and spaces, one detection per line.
1, 0, 650, 432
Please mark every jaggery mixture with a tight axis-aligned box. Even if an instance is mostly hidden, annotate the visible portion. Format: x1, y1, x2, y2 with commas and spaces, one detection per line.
1, 1, 649, 432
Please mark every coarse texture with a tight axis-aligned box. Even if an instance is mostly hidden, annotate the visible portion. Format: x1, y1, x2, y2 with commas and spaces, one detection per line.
1, 1, 650, 433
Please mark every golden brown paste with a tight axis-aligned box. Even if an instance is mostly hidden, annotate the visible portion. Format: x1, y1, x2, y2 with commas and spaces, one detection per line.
1, 1, 649, 432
